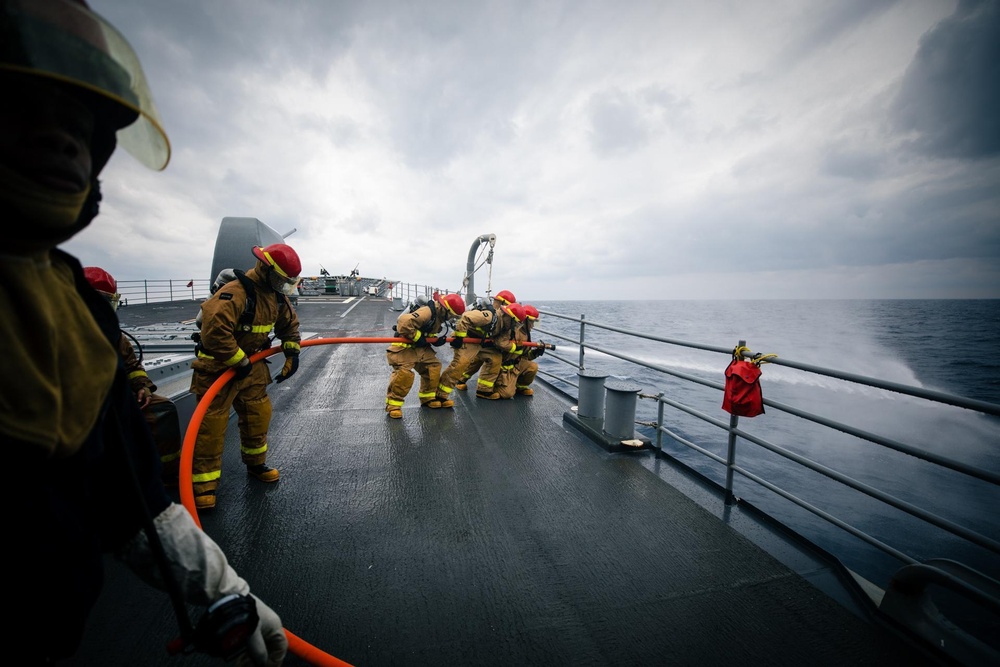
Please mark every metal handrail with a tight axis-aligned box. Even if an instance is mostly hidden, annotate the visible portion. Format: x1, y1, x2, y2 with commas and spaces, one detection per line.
533, 307, 1000, 576
117, 279, 211, 306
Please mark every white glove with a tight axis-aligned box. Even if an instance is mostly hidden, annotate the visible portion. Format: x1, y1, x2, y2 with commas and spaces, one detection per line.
119, 503, 289, 665
237, 595, 287, 667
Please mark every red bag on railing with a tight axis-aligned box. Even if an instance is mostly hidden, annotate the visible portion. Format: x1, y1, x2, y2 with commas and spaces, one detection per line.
722, 358, 765, 417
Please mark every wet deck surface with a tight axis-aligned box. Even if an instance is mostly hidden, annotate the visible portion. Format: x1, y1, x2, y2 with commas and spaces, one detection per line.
68, 297, 939, 666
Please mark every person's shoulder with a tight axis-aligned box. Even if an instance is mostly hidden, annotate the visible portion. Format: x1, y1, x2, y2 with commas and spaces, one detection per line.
214, 279, 247, 300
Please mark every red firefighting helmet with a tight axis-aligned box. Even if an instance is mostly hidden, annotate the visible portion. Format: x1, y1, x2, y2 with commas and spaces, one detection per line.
436, 292, 466, 318
252, 244, 302, 279
523, 305, 539, 321
83, 265, 116, 294
83, 265, 121, 310
502, 302, 526, 322
0, 0, 171, 170
494, 290, 516, 306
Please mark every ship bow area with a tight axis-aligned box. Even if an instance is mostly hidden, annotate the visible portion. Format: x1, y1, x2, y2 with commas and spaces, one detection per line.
74, 297, 939, 666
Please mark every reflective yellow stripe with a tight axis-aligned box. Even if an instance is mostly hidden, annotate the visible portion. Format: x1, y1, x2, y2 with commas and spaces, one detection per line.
161, 451, 181, 463
127, 369, 148, 381
386, 398, 404, 407
391, 342, 412, 348
283, 340, 301, 353
248, 322, 275, 334
439, 385, 453, 395
241, 442, 268, 456
192, 470, 221, 483
224, 348, 247, 366
418, 391, 436, 399
456, 332, 467, 338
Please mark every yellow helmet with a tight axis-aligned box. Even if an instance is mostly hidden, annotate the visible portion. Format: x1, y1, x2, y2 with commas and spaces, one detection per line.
0, 0, 170, 170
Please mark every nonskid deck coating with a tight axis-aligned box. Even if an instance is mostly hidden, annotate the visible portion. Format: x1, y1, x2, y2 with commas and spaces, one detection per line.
69, 297, 939, 666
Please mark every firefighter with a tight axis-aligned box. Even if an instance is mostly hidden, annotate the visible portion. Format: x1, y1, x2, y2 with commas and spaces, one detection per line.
84, 266, 183, 486
0, 1, 286, 664
497, 303, 545, 398
436, 297, 499, 404
190, 244, 303, 510
454, 289, 516, 391
474, 301, 526, 400
386, 292, 466, 418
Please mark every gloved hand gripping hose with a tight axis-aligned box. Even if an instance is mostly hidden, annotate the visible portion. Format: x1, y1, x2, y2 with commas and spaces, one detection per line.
233, 357, 253, 381
275, 353, 299, 383
113, 400, 287, 665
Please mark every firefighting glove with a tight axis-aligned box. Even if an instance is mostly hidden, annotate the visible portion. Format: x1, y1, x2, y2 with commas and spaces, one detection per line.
233, 357, 253, 381
119, 503, 289, 666
450, 337, 464, 349
534, 342, 545, 358
431, 335, 448, 347
275, 354, 299, 383
413, 332, 429, 347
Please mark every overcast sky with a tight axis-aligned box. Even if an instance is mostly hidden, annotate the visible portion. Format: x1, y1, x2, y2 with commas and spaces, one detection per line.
64, 0, 999, 300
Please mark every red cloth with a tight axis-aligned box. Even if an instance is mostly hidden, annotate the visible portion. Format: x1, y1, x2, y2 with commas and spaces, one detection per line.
186, 280, 194, 288
722, 359, 765, 417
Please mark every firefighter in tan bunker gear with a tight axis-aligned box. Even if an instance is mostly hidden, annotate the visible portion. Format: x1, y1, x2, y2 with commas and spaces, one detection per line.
84, 266, 182, 486
466, 301, 524, 400
496, 303, 544, 399
436, 301, 498, 404
190, 244, 302, 510
386, 292, 466, 418
454, 289, 516, 391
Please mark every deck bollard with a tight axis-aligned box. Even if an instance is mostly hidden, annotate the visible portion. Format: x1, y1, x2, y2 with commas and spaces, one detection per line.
603, 379, 643, 440
577, 369, 609, 421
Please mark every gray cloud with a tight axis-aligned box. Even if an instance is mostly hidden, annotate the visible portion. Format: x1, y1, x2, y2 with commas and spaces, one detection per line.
892, 0, 1000, 159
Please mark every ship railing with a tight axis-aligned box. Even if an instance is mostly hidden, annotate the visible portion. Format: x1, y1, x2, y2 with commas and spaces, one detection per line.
115, 278, 454, 306
116, 279, 212, 306
532, 308, 1000, 612
385, 282, 461, 309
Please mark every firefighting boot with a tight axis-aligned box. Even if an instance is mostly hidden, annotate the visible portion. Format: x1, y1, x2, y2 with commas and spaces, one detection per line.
476, 391, 500, 400
247, 464, 280, 483
455, 383, 468, 391
424, 400, 443, 409
195, 491, 216, 510
516, 388, 534, 396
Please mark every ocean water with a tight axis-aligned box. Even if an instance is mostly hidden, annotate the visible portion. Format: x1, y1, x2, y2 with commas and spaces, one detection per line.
530, 299, 1000, 585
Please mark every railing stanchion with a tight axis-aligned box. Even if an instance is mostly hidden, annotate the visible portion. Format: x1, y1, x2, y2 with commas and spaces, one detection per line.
578, 314, 586, 371
655, 393, 664, 452
724, 340, 745, 506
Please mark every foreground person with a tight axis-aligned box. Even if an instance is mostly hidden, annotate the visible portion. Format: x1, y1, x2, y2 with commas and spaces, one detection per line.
0, 1, 286, 663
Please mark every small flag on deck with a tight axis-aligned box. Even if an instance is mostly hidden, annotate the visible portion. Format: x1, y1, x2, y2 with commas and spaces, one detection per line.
186, 280, 193, 287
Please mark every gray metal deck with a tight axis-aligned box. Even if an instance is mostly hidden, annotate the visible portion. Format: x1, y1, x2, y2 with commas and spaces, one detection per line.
67, 297, 942, 666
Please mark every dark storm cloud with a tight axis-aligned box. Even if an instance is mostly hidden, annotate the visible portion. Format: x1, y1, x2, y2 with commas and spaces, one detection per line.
892, 0, 1000, 159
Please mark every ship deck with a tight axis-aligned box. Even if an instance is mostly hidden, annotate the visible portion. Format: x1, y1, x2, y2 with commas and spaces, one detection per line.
68, 297, 941, 666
